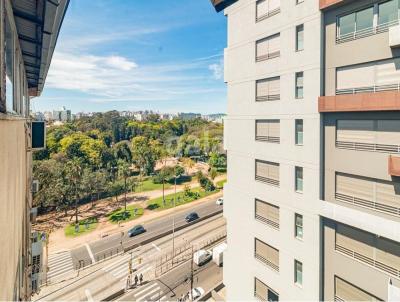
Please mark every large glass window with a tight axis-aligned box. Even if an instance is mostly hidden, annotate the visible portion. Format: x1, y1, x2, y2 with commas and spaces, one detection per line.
356, 7, 374, 31
379, 0, 399, 25
339, 13, 355, 36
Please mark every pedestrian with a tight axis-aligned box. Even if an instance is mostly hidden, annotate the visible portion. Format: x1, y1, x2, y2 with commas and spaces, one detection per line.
139, 273, 143, 285
134, 274, 138, 286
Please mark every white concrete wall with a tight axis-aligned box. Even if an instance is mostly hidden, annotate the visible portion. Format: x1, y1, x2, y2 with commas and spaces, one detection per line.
223, 0, 322, 300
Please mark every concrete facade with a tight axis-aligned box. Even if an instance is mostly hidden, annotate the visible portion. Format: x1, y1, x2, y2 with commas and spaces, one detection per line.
222, 0, 322, 300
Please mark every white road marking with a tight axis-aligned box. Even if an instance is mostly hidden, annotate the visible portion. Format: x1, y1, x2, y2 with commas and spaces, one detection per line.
134, 283, 159, 297
152, 243, 161, 252
85, 289, 94, 302
85, 243, 96, 264
136, 286, 161, 301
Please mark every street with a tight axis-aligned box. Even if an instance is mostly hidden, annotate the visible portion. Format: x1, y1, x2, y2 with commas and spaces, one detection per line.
35, 207, 226, 301
47, 199, 223, 282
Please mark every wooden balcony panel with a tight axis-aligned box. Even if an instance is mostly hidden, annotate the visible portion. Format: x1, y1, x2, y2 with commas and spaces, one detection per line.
388, 155, 400, 177
320, 0, 344, 10
319, 91, 400, 112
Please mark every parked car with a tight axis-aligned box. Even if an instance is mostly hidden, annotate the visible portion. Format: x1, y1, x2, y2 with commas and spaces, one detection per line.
190, 287, 205, 300
185, 212, 199, 223
216, 197, 223, 205
127, 225, 146, 237
193, 249, 212, 266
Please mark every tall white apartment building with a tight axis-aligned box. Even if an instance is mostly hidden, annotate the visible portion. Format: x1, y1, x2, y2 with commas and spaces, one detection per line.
212, 0, 322, 300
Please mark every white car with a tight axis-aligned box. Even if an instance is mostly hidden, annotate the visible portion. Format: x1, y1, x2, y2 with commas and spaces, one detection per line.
191, 287, 205, 300
216, 197, 223, 205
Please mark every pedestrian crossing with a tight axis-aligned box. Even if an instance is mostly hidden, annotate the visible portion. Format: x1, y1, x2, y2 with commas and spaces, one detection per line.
47, 251, 75, 281
102, 254, 153, 282
132, 282, 169, 302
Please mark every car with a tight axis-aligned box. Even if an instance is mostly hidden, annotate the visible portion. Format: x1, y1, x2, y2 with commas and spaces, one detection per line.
216, 197, 223, 205
190, 287, 205, 300
185, 212, 199, 223
127, 225, 146, 237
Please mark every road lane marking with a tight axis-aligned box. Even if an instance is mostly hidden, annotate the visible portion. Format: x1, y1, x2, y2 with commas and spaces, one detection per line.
134, 283, 159, 297
85, 243, 96, 264
152, 243, 161, 252
136, 286, 161, 301
85, 289, 94, 302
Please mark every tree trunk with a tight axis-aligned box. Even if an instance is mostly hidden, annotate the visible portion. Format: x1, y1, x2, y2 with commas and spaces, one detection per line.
75, 197, 79, 224
162, 179, 165, 205
124, 178, 127, 212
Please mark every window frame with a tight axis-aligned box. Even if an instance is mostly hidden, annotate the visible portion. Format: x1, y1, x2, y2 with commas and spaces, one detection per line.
295, 72, 304, 99
295, 213, 303, 240
295, 119, 304, 145
295, 166, 303, 193
294, 260, 303, 287
295, 24, 304, 52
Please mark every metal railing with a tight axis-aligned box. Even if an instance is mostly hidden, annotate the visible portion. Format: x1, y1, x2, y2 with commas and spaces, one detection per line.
256, 8, 280, 22
256, 94, 280, 102
255, 175, 280, 187
254, 253, 279, 272
335, 193, 400, 217
256, 51, 280, 62
336, 141, 400, 153
336, 83, 400, 95
256, 136, 280, 143
336, 19, 399, 43
335, 244, 400, 278
255, 214, 279, 229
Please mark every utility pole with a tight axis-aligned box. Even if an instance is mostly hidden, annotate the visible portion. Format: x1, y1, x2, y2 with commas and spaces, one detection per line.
172, 168, 177, 265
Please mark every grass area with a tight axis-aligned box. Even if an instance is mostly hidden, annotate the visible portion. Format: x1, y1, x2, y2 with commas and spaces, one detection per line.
134, 179, 172, 192
146, 187, 220, 211
216, 179, 227, 189
107, 205, 144, 223
64, 217, 98, 237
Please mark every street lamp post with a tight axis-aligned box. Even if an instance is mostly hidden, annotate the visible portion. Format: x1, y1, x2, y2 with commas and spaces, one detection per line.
172, 172, 177, 264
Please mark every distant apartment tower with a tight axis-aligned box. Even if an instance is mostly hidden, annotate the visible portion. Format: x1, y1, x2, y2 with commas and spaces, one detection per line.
211, 0, 400, 300
53, 106, 71, 122
0, 0, 68, 300
178, 112, 202, 120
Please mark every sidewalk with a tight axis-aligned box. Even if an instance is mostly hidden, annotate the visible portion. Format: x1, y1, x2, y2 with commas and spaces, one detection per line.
48, 176, 225, 253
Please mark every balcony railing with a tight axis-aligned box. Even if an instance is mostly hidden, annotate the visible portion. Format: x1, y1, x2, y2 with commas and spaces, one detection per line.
256, 135, 280, 143
334, 296, 346, 302
336, 83, 400, 95
336, 19, 400, 44
255, 214, 280, 229
256, 51, 280, 62
335, 243, 400, 278
256, 94, 280, 102
255, 253, 279, 272
336, 141, 400, 154
256, 175, 280, 187
256, 8, 280, 22
335, 192, 400, 217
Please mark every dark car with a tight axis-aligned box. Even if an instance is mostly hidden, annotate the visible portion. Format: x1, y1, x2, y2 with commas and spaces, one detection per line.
185, 212, 199, 223
128, 225, 146, 237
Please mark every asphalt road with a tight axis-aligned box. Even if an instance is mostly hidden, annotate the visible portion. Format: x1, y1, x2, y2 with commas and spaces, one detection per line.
70, 199, 223, 268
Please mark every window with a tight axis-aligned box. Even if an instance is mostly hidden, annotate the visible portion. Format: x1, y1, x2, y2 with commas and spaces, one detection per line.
294, 260, 303, 286
335, 172, 400, 217
295, 214, 303, 239
254, 278, 279, 301
335, 276, 382, 301
295, 72, 303, 99
255, 238, 279, 271
295, 166, 303, 192
295, 24, 304, 51
255, 160, 280, 186
255, 199, 279, 229
5, 12, 14, 113
256, 77, 280, 101
295, 119, 303, 145
256, 120, 280, 143
378, 0, 399, 26
335, 224, 400, 279
336, 119, 400, 152
256, 33, 280, 61
256, 0, 280, 22
336, 58, 400, 94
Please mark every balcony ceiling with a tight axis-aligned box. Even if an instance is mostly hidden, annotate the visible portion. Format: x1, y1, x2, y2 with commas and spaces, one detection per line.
210, 0, 238, 12
11, 0, 69, 96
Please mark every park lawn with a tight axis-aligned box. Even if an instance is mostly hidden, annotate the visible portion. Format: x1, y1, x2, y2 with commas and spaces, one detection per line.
107, 205, 144, 224
216, 179, 227, 189
147, 187, 219, 211
64, 217, 98, 237
134, 179, 172, 192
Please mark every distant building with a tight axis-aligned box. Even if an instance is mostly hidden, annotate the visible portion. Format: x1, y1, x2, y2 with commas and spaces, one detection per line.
43, 111, 53, 121
53, 106, 71, 122
202, 113, 226, 123
178, 112, 201, 120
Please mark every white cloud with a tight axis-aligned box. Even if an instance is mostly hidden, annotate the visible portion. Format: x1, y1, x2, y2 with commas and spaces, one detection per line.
208, 60, 223, 80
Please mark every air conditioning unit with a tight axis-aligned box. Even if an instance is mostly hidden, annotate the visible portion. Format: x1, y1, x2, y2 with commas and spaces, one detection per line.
389, 25, 400, 48
31, 121, 46, 150
31, 180, 39, 193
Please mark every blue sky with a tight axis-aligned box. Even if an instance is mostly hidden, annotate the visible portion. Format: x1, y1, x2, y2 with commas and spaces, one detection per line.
32, 0, 227, 114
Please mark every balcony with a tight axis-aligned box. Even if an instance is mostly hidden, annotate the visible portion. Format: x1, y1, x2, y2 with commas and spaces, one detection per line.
319, 91, 400, 112
388, 155, 400, 177
319, 0, 344, 10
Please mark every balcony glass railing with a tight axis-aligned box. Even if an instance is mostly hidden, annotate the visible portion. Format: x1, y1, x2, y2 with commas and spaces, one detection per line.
336, 19, 399, 43
256, 7, 280, 22
336, 83, 400, 95
256, 51, 280, 62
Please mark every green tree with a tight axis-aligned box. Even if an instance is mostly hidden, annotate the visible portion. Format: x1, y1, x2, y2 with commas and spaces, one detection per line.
117, 160, 131, 212
65, 159, 84, 224
209, 167, 218, 183
113, 141, 132, 163
131, 136, 159, 175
